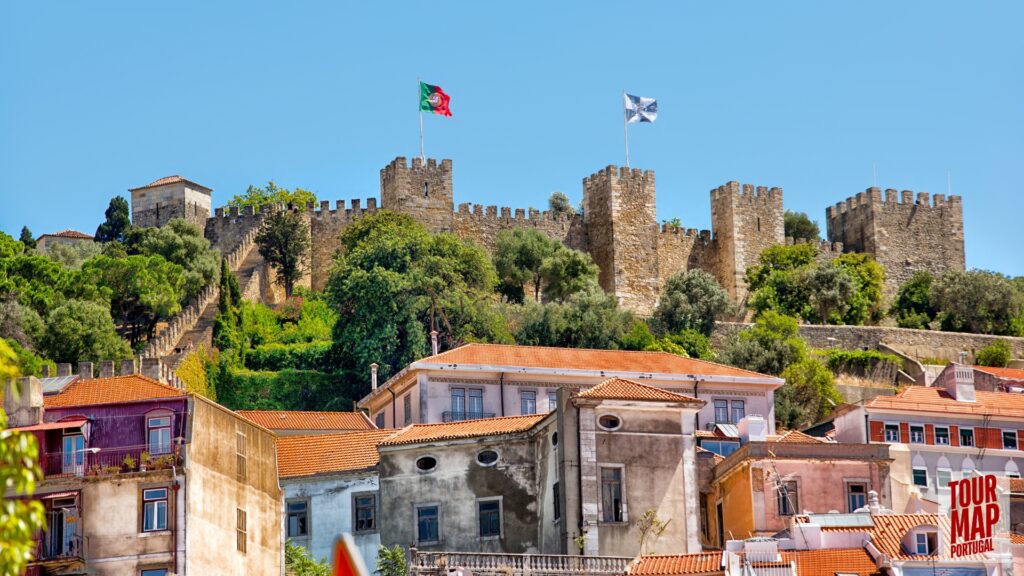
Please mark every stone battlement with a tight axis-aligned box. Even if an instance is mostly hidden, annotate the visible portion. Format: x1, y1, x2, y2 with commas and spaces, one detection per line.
659, 224, 713, 241
826, 187, 962, 218
582, 165, 655, 189
784, 236, 844, 254
710, 181, 783, 206
456, 203, 575, 225
380, 156, 453, 188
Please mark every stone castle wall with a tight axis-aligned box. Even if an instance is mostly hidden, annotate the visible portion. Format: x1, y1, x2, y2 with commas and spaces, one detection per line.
710, 182, 785, 304
452, 203, 586, 252
656, 225, 715, 288
826, 188, 965, 297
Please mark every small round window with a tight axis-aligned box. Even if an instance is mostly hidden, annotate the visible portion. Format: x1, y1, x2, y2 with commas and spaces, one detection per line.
415, 456, 437, 472
551, 432, 559, 447
598, 414, 621, 431
476, 449, 499, 466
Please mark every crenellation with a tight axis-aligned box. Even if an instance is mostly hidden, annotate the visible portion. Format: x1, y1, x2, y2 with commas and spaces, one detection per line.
933, 194, 946, 207
885, 189, 897, 204
501, 207, 511, 220
916, 192, 929, 205
229, 206, 239, 217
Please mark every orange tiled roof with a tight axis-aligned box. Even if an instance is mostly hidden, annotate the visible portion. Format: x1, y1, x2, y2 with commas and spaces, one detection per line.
276, 430, 396, 478
866, 386, 1024, 419
419, 343, 778, 380
802, 513, 951, 561
44, 375, 187, 408
780, 548, 877, 576
576, 377, 704, 404
628, 552, 723, 575
974, 365, 1024, 380
380, 414, 548, 446
769, 430, 826, 444
237, 410, 373, 431
1011, 533, 1024, 545
129, 175, 211, 192
40, 229, 93, 240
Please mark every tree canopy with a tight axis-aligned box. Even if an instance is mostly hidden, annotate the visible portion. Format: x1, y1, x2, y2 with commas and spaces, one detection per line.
228, 181, 318, 211
493, 229, 596, 304
256, 210, 311, 298
126, 218, 220, 300
548, 191, 575, 217
18, 227, 35, 249
94, 196, 131, 243
783, 210, 820, 242
652, 270, 732, 336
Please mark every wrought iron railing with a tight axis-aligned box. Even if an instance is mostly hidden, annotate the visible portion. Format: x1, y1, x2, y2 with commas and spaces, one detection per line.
442, 411, 496, 422
40, 444, 181, 478
410, 551, 631, 576
36, 532, 83, 562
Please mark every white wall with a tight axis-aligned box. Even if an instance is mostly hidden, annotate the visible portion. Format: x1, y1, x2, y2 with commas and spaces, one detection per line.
282, 473, 381, 567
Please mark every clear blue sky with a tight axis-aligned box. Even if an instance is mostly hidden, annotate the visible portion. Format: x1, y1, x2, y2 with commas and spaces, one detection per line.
2, 1, 1021, 276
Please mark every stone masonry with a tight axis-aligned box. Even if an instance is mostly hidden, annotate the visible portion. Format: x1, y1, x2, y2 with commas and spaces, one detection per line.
131, 157, 967, 315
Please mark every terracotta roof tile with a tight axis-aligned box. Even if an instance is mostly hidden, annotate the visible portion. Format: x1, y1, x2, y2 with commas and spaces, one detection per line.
237, 410, 373, 431
628, 552, 723, 575
576, 377, 704, 404
780, 548, 877, 576
420, 343, 778, 381
129, 175, 211, 193
801, 513, 956, 561
44, 375, 186, 408
1011, 533, 1024, 545
866, 386, 1024, 419
770, 430, 826, 444
276, 430, 396, 478
973, 365, 1024, 381
40, 229, 93, 240
380, 414, 548, 446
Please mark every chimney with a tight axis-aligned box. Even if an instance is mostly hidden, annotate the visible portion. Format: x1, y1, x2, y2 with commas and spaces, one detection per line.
430, 330, 439, 356
738, 415, 767, 443
99, 360, 115, 378
947, 363, 976, 402
57, 363, 72, 377
78, 361, 94, 380
370, 363, 379, 391
3, 376, 44, 427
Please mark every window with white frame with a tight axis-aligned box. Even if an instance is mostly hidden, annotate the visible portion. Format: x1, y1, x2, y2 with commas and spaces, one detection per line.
884, 423, 900, 443
934, 426, 950, 445
960, 428, 975, 447
142, 488, 169, 532
915, 531, 937, 555
147, 415, 172, 455
846, 483, 867, 512
520, 390, 537, 415
713, 400, 729, 424
1003, 430, 1018, 450
600, 467, 624, 522
936, 469, 952, 490
913, 468, 928, 488
909, 425, 925, 444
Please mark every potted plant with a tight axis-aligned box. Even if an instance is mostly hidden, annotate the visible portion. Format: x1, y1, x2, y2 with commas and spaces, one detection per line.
140, 451, 151, 472
89, 464, 102, 476
104, 464, 121, 475
122, 454, 137, 472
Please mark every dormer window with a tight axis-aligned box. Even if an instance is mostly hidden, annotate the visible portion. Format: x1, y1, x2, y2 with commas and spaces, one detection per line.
148, 416, 172, 455
915, 531, 938, 555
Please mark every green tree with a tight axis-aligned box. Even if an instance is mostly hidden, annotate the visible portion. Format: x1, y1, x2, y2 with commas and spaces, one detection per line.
94, 196, 131, 243
890, 271, 937, 329
18, 227, 35, 250
931, 270, 1023, 335
514, 283, 634, 350
800, 262, 854, 324
548, 191, 576, 217
619, 320, 657, 351
538, 248, 599, 303
213, 258, 244, 363
975, 340, 1012, 368
0, 297, 44, 352
376, 544, 409, 576
493, 229, 560, 303
0, 232, 24, 258
833, 253, 885, 325
126, 219, 220, 300
660, 329, 715, 360
285, 540, 329, 576
783, 210, 820, 242
228, 181, 318, 211
81, 255, 186, 345
0, 340, 47, 576
256, 210, 310, 298
41, 299, 132, 363
719, 311, 808, 376
776, 358, 842, 429
653, 270, 732, 336
44, 241, 102, 270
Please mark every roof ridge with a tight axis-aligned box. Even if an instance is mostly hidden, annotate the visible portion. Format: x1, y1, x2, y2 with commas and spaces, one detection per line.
400, 413, 547, 429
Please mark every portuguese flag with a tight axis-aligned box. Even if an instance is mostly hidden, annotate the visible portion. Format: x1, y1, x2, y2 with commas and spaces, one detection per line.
419, 81, 452, 116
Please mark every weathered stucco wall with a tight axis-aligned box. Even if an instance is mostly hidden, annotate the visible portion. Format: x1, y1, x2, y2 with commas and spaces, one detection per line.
282, 472, 380, 565
185, 396, 281, 576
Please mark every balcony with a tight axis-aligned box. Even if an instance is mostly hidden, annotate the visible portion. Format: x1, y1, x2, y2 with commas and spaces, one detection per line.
41, 444, 182, 479
410, 551, 631, 576
442, 411, 496, 423
32, 511, 84, 573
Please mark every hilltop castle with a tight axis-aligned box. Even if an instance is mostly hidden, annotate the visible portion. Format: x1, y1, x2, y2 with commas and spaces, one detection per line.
129, 157, 966, 314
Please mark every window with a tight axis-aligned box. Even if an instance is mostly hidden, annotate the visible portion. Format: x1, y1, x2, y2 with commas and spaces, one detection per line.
236, 430, 247, 481
551, 432, 558, 447
354, 493, 377, 532
915, 532, 937, 555
403, 394, 413, 426
846, 483, 867, 512
730, 400, 745, 424
553, 481, 561, 520
286, 500, 308, 538
423, 181, 430, 197
451, 388, 484, 419
468, 389, 483, 415
142, 488, 168, 532
548, 390, 558, 412
521, 391, 537, 415
909, 425, 925, 444
913, 468, 928, 488
478, 499, 501, 538
1003, 430, 1018, 450
700, 440, 740, 457
236, 508, 247, 553
451, 388, 466, 415
935, 427, 950, 445
62, 433, 85, 474
960, 428, 975, 447
937, 469, 952, 490
416, 505, 439, 544
416, 456, 437, 472
148, 416, 172, 455
777, 480, 798, 516
598, 414, 621, 431
141, 570, 168, 576
476, 450, 498, 466
375, 412, 385, 428
714, 400, 729, 424
600, 467, 624, 522
884, 424, 900, 443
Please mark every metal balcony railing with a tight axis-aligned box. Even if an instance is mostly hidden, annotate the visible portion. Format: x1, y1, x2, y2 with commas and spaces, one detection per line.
411, 551, 631, 576
40, 444, 181, 479
442, 411, 496, 422
36, 533, 83, 562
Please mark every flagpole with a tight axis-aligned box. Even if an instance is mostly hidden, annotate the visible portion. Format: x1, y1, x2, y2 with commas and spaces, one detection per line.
623, 90, 630, 168
418, 78, 425, 162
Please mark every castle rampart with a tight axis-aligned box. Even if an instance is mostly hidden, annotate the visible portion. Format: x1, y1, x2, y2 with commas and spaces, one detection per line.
709, 181, 785, 304
826, 187, 964, 297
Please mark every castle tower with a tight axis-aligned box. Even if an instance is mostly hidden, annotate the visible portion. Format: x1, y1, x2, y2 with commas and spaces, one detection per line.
582, 166, 660, 313
709, 182, 785, 303
826, 187, 964, 298
380, 157, 454, 233
129, 175, 213, 229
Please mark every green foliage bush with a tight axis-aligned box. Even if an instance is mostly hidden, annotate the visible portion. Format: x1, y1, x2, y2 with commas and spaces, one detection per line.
975, 340, 1012, 368
285, 540, 329, 576
246, 341, 333, 371
213, 366, 361, 411
819, 349, 902, 376
776, 358, 842, 429
653, 270, 732, 336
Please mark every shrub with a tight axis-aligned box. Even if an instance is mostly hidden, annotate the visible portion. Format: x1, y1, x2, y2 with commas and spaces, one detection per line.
975, 340, 1012, 368
776, 358, 842, 429
213, 366, 363, 411
245, 341, 333, 371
